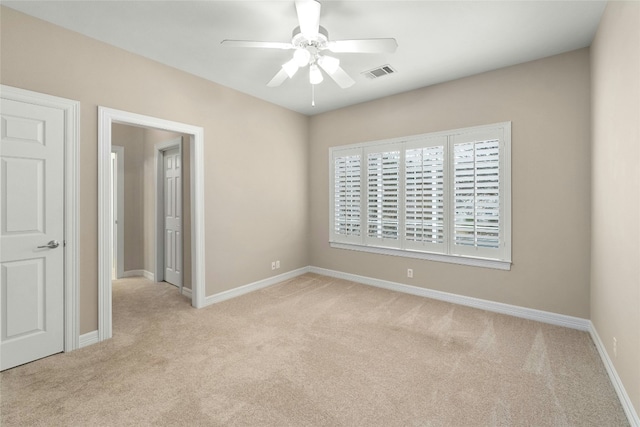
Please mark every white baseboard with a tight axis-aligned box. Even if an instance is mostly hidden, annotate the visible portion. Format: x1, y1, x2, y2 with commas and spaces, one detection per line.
589, 323, 640, 427
182, 287, 192, 298
79, 330, 99, 348
122, 270, 155, 281
203, 267, 310, 307
309, 266, 591, 331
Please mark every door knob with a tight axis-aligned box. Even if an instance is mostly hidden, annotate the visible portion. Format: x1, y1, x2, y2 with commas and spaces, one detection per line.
37, 240, 60, 249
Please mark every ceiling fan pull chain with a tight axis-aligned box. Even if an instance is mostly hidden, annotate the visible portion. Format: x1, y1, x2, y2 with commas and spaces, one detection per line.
312, 83, 316, 107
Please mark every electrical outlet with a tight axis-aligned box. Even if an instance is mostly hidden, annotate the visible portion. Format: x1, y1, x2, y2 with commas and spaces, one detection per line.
276, 260, 280, 269
407, 268, 413, 278
271, 261, 276, 270
613, 337, 617, 358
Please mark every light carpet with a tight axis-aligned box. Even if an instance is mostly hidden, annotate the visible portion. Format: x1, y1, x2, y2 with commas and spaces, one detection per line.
0, 273, 628, 426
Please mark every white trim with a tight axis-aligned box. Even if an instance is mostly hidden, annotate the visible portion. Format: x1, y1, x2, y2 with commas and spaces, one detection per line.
0, 85, 81, 352
203, 267, 311, 307
330, 242, 511, 271
191, 128, 206, 309
589, 323, 640, 427
79, 330, 99, 349
154, 138, 183, 290
98, 107, 206, 343
122, 270, 155, 281
181, 287, 192, 298
111, 145, 124, 280
309, 266, 590, 330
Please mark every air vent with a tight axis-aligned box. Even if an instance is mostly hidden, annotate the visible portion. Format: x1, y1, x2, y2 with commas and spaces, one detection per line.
362, 64, 396, 79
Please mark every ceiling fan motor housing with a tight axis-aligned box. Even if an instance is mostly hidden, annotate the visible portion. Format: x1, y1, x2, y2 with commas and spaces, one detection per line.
292, 25, 329, 67
292, 25, 329, 49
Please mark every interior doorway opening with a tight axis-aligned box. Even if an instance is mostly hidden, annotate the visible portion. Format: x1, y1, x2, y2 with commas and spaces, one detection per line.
98, 107, 205, 342
110, 125, 191, 297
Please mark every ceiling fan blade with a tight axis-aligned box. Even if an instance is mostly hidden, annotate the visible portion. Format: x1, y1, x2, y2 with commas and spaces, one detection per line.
221, 40, 293, 50
327, 38, 398, 54
323, 64, 355, 89
295, 0, 321, 39
267, 68, 290, 87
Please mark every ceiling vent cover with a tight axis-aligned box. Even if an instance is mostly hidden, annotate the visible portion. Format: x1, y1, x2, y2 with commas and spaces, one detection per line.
362, 64, 396, 79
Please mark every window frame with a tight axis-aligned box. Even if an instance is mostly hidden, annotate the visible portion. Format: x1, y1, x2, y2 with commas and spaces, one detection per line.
329, 122, 511, 271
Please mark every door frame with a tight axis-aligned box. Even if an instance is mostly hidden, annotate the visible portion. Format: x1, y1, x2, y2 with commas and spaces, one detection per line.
0, 85, 80, 352
154, 138, 182, 287
111, 145, 124, 280
98, 107, 206, 342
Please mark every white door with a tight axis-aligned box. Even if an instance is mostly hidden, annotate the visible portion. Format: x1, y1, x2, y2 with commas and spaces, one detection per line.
163, 147, 182, 289
1, 98, 65, 370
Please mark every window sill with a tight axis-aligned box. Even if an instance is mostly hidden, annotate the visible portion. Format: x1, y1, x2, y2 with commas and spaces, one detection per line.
330, 242, 511, 271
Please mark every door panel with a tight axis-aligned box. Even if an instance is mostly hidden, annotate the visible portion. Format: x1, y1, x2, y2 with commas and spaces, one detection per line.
3, 258, 44, 338
3, 158, 44, 233
163, 147, 182, 288
1, 98, 64, 370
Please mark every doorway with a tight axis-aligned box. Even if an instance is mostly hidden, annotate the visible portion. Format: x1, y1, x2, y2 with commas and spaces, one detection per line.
98, 107, 205, 342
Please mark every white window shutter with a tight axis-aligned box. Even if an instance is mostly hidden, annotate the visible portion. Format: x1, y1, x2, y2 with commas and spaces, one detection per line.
331, 149, 362, 244
451, 128, 505, 260
329, 122, 510, 267
405, 136, 447, 252
365, 147, 401, 247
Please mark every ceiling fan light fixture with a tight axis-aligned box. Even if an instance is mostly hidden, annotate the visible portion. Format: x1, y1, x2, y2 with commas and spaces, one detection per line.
293, 48, 311, 66
282, 58, 299, 78
309, 63, 323, 84
317, 55, 340, 75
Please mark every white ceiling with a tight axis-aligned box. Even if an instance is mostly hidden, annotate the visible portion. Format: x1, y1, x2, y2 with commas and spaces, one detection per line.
3, 1, 606, 115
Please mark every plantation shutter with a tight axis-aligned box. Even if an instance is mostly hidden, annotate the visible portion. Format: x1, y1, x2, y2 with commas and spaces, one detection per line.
329, 122, 510, 267
331, 149, 362, 244
451, 129, 504, 259
366, 147, 401, 247
405, 137, 447, 252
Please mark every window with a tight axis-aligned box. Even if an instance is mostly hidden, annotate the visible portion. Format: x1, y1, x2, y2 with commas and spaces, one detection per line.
329, 122, 511, 270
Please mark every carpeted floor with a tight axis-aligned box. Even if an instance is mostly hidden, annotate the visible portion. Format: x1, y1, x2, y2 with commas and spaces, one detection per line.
0, 273, 629, 426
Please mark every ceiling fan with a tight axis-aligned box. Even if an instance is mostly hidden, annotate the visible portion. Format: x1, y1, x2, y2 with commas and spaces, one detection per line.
221, 0, 398, 89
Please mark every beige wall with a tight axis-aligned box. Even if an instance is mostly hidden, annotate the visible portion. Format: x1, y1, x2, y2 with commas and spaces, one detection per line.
309, 49, 592, 318
112, 123, 145, 272
591, 1, 640, 415
0, 7, 310, 334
